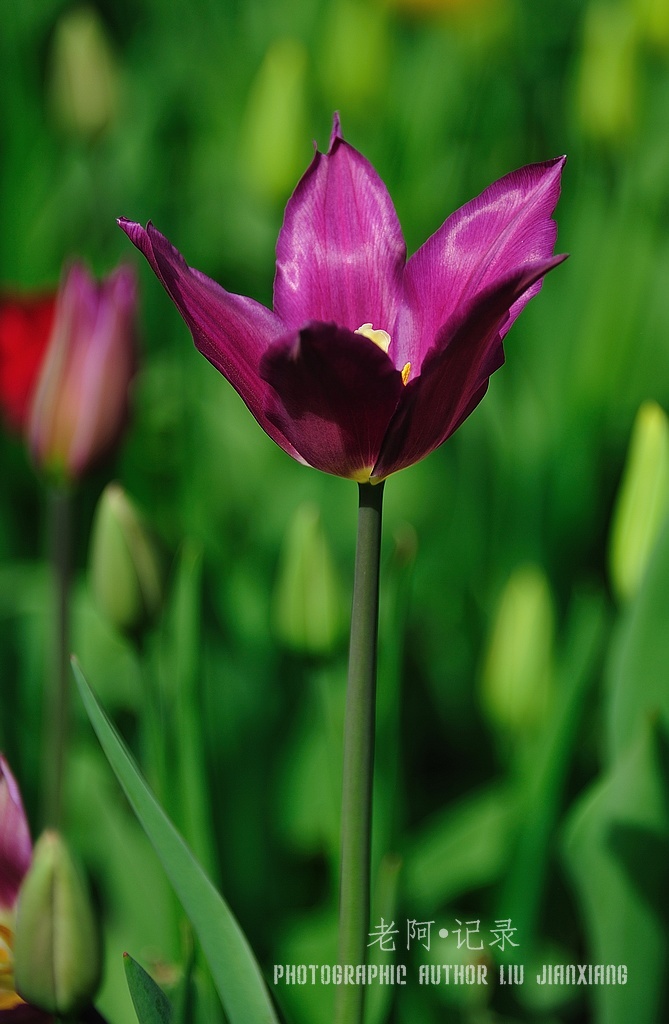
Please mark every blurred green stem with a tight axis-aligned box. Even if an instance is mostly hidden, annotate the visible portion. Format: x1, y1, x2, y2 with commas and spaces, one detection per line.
335, 481, 384, 1024
43, 486, 73, 827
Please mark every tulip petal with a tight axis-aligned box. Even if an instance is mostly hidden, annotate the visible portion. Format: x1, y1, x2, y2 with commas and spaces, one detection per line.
27, 262, 138, 482
119, 220, 306, 463
396, 158, 566, 369
273, 115, 407, 337
68, 265, 137, 478
260, 322, 405, 479
0, 757, 32, 910
373, 255, 567, 479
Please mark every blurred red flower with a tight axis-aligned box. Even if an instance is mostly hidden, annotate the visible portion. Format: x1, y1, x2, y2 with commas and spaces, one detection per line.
0, 295, 56, 433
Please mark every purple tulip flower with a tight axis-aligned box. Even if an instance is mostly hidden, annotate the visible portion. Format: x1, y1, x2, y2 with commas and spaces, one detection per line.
120, 115, 566, 482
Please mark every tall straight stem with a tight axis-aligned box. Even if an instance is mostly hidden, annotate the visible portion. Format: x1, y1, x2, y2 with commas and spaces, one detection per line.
335, 481, 384, 1024
43, 486, 73, 828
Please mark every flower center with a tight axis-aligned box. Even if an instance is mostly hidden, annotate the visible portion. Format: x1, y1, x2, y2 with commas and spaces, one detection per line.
354, 323, 411, 385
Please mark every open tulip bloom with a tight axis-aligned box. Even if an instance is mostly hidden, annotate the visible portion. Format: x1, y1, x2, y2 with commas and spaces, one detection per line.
120, 115, 566, 1024
119, 113, 565, 483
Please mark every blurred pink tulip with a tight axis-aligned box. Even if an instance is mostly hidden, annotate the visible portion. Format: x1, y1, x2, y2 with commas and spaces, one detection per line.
28, 262, 137, 482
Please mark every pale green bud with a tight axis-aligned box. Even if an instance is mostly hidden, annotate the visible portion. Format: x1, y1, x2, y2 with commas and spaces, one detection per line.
273, 503, 344, 656
609, 401, 669, 602
633, 0, 669, 51
89, 483, 163, 634
318, 1, 389, 112
240, 39, 308, 202
14, 831, 101, 1014
576, 3, 637, 143
48, 5, 120, 139
481, 565, 555, 735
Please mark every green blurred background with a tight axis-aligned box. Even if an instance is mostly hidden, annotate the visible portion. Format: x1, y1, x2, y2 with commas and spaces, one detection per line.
2, 0, 669, 1021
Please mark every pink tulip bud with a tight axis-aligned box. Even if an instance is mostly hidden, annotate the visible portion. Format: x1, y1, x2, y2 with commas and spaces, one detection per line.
28, 261, 137, 482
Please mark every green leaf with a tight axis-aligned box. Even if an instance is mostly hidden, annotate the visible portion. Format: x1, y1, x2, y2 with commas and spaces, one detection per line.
164, 541, 218, 880
124, 952, 173, 1024
73, 657, 280, 1024
403, 784, 519, 911
563, 718, 669, 1024
497, 591, 606, 948
606, 511, 669, 760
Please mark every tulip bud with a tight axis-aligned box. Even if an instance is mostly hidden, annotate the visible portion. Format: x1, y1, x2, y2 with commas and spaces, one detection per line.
576, 3, 637, 143
609, 401, 669, 602
28, 262, 137, 483
273, 503, 344, 656
48, 5, 119, 139
633, 0, 669, 51
319, 1, 389, 112
89, 483, 163, 634
13, 831, 101, 1014
481, 565, 555, 735
240, 38, 308, 202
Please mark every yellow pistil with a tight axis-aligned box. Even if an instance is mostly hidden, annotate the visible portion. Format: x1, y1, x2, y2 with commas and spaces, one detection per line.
355, 323, 391, 354
355, 324, 411, 386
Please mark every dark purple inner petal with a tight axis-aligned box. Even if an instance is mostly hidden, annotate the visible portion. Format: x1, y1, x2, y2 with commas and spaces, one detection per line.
373, 255, 566, 479
260, 322, 405, 479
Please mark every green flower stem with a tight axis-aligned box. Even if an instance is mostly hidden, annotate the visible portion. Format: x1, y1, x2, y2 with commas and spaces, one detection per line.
43, 486, 73, 828
335, 480, 385, 1024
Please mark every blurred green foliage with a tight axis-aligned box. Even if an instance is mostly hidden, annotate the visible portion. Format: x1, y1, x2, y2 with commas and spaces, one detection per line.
2, 0, 669, 1021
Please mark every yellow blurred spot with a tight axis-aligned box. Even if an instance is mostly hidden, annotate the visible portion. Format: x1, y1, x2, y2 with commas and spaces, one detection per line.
401, 362, 411, 385
0, 993, 24, 1011
0, 922, 23, 1010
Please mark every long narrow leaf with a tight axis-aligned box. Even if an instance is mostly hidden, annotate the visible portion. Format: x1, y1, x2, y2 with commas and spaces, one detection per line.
124, 952, 173, 1024
73, 657, 280, 1024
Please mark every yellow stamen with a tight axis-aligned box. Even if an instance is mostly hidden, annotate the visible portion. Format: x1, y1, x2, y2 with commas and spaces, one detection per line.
355, 323, 391, 354
354, 324, 410, 387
